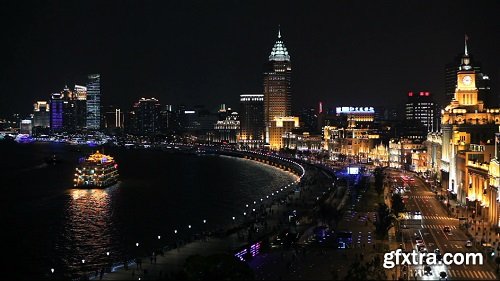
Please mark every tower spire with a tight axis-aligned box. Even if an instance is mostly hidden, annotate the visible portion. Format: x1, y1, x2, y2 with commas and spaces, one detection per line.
464, 33, 468, 56
269, 25, 290, 61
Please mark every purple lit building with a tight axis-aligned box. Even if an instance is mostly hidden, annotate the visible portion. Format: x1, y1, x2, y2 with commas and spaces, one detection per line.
50, 92, 63, 132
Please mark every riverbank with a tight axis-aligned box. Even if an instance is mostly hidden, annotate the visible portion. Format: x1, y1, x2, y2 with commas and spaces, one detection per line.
95, 156, 332, 280
56, 149, 310, 280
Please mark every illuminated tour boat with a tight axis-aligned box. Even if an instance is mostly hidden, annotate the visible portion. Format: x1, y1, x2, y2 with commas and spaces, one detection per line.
74, 151, 119, 188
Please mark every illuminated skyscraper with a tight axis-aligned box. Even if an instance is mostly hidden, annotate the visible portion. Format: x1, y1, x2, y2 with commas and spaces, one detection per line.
86, 74, 101, 130
263, 28, 292, 143
50, 93, 63, 132
61, 85, 76, 132
405, 91, 438, 132
33, 101, 50, 128
74, 85, 87, 129
133, 97, 161, 135
239, 94, 264, 147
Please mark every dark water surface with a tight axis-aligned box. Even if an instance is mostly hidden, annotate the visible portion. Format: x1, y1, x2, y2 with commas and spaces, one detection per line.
0, 141, 295, 279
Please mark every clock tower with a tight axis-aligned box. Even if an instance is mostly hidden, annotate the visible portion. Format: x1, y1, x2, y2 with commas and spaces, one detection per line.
454, 37, 479, 106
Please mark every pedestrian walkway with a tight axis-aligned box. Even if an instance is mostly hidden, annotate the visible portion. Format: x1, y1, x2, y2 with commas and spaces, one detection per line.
97, 165, 334, 280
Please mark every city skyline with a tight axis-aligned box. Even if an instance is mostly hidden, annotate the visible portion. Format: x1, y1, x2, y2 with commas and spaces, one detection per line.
1, 1, 499, 116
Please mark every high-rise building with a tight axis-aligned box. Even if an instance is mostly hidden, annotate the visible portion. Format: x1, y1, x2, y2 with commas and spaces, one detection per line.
20, 120, 32, 135
86, 74, 101, 130
159, 105, 176, 134
33, 101, 50, 128
60, 85, 77, 132
405, 91, 438, 132
264, 29, 292, 143
49, 93, 64, 132
74, 85, 87, 129
239, 94, 264, 147
103, 105, 124, 134
133, 98, 161, 135
299, 107, 318, 133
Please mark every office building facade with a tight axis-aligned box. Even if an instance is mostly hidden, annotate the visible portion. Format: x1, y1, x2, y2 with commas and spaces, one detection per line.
263, 29, 292, 143
239, 94, 264, 147
86, 74, 101, 130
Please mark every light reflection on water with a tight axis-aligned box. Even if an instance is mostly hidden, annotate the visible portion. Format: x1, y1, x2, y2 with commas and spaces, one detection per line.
1, 142, 297, 279
59, 186, 122, 276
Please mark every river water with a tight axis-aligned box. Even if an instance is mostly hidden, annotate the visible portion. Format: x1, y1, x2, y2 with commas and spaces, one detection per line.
0, 141, 296, 279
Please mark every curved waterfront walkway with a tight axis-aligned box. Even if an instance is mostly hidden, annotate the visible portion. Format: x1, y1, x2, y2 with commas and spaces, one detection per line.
90, 151, 330, 280
64, 150, 320, 280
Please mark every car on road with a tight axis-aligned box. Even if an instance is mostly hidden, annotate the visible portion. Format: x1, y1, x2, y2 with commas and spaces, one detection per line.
415, 236, 423, 244
417, 245, 427, 253
414, 211, 421, 216
443, 226, 452, 234
424, 265, 432, 275
439, 271, 448, 280
465, 240, 472, 247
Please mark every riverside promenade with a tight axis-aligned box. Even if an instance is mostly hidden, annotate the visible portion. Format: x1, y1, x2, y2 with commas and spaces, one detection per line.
97, 159, 334, 280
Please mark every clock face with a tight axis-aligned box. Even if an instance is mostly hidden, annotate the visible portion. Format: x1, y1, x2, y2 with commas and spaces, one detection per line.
462, 75, 472, 85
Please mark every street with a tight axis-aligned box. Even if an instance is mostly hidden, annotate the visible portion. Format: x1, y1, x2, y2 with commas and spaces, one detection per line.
387, 170, 497, 280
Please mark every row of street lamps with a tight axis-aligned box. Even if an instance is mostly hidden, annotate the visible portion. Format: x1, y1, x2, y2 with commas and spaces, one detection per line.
50, 150, 306, 276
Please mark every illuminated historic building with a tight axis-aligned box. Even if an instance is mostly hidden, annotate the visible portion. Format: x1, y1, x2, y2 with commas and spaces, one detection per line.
295, 133, 322, 151
214, 111, 240, 144
424, 132, 442, 180
445, 40, 493, 106
369, 143, 389, 167
264, 29, 292, 143
335, 106, 375, 125
439, 39, 500, 227
323, 108, 379, 163
389, 138, 425, 170
490, 134, 500, 227
269, 116, 299, 150
239, 94, 264, 148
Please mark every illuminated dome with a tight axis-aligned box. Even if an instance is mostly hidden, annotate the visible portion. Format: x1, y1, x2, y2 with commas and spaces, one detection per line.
269, 29, 290, 62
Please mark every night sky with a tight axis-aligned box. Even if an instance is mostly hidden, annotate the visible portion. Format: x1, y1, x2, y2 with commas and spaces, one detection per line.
1, 0, 499, 116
